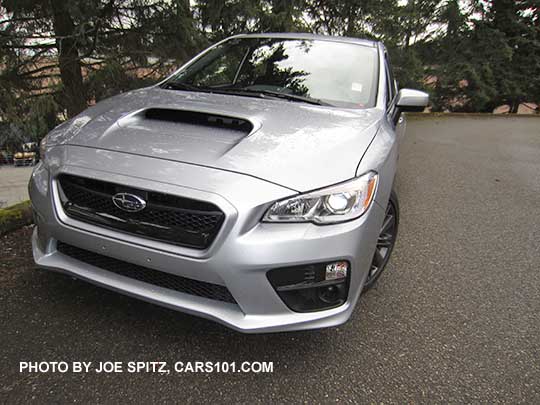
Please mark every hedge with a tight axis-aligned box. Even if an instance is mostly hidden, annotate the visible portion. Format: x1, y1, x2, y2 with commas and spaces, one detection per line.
0, 200, 33, 235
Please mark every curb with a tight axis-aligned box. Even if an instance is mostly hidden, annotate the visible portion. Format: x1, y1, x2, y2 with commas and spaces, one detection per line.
0, 201, 33, 235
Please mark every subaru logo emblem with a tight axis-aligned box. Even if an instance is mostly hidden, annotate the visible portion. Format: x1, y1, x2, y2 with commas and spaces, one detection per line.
112, 193, 147, 212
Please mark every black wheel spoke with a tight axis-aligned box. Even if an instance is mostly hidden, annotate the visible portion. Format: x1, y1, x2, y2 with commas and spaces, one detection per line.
381, 214, 394, 234
366, 196, 398, 288
377, 234, 393, 248
373, 248, 385, 266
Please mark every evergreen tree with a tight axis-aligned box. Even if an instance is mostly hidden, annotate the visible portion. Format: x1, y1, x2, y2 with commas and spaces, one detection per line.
462, 0, 540, 112
1, 0, 539, 136
1, 0, 202, 120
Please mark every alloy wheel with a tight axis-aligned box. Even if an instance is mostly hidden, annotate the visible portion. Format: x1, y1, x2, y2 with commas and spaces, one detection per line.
364, 197, 398, 290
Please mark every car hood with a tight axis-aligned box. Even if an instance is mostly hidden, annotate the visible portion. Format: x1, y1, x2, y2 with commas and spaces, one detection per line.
48, 87, 383, 192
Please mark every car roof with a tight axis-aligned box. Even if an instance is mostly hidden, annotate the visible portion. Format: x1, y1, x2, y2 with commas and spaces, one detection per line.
230, 33, 379, 48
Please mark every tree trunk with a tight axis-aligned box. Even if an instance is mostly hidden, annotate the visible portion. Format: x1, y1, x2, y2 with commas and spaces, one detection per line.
50, 0, 87, 118
509, 100, 520, 114
345, 3, 355, 36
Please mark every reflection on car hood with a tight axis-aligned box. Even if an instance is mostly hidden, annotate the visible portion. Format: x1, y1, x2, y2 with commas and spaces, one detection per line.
48, 87, 383, 191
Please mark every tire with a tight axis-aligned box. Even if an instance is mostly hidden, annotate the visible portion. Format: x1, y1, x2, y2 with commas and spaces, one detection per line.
363, 189, 399, 291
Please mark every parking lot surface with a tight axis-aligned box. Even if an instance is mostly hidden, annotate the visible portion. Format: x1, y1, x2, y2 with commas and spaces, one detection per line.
1, 116, 539, 403
0, 166, 33, 207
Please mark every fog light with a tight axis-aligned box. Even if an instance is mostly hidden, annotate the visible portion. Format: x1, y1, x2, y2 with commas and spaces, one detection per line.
267, 261, 350, 312
325, 261, 348, 280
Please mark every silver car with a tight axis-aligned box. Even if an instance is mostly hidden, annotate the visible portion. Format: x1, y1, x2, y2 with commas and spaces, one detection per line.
30, 33, 428, 333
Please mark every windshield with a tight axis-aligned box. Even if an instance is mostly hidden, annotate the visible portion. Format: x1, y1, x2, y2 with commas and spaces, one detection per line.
164, 37, 379, 108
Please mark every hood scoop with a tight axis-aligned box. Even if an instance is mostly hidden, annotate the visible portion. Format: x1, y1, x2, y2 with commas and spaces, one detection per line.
141, 108, 254, 135
88, 106, 261, 165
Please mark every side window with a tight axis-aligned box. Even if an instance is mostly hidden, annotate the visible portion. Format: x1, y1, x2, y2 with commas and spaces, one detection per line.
385, 53, 396, 107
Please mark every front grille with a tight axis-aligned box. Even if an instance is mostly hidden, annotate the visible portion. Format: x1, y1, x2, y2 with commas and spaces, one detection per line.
56, 242, 237, 304
57, 174, 224, 249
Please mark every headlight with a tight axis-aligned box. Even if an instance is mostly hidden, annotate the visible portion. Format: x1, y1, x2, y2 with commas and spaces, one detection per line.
263, 171, 378, 224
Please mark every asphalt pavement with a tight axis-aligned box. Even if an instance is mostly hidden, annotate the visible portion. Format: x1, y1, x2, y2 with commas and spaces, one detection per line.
1, 116, 539, 403
0, 166, 33, 207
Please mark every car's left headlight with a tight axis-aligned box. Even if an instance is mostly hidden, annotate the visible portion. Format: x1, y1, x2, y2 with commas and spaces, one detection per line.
263, 171, 378, 224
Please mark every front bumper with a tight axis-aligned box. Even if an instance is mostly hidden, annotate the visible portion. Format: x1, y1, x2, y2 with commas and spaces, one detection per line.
30, 146, 385, 333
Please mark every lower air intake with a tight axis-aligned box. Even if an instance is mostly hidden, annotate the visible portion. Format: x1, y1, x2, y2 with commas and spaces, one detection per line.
56, 242, 237, 305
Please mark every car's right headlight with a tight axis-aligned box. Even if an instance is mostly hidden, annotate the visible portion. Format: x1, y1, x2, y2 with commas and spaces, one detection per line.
263, 171, 378, 225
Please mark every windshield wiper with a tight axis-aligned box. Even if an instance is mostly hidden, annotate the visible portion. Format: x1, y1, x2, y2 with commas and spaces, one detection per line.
215, 87, 330, 106
163, 84, 276, 101
162, 82, 331, 107
162, 82, 259, 98
161, 82, 209, 92
237, 89, 331, 106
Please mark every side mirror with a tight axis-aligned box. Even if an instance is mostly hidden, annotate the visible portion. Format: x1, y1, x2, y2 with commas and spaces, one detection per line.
395, 89, 429, 112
